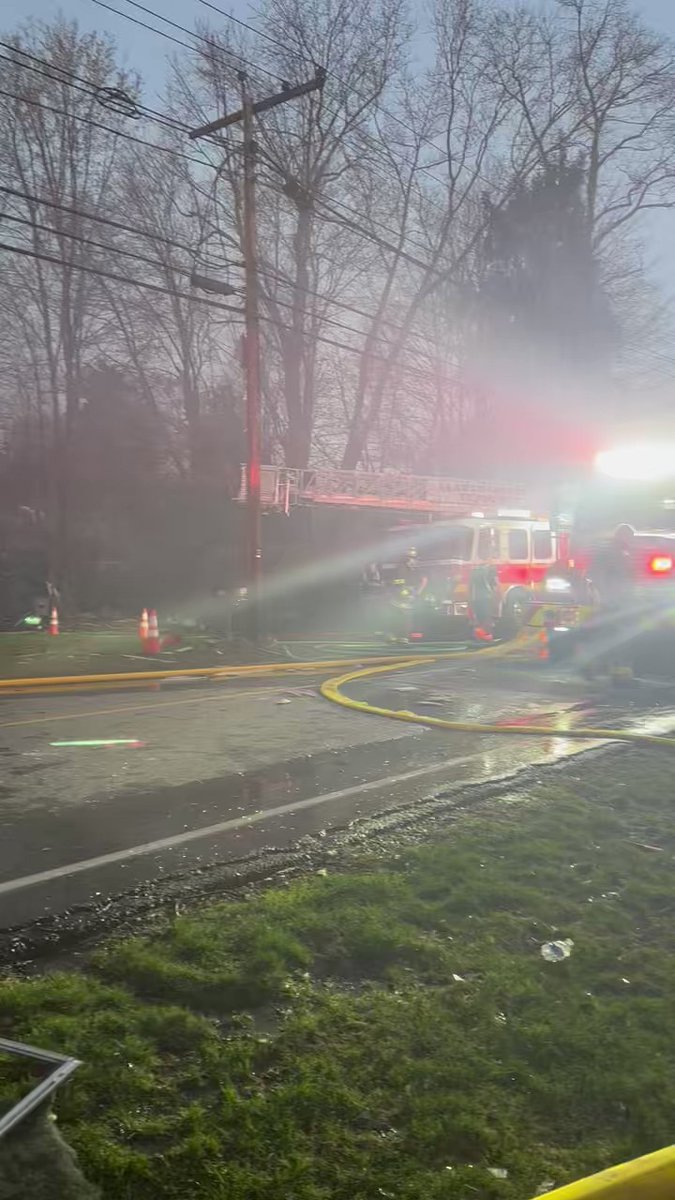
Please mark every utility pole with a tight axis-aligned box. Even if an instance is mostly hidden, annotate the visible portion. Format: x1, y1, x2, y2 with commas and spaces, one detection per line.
190, 66, 325, 641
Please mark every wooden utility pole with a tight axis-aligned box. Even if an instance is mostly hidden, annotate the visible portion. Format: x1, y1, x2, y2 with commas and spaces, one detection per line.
190, 67, 325, 640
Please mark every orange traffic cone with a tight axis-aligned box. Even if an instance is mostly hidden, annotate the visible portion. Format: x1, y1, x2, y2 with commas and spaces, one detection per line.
144, 609, 161, 656
48, 606, 59, 636
138, 607, 149, 643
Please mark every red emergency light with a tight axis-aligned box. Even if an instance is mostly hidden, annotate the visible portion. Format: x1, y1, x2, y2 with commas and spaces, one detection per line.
648, 554, 673, 575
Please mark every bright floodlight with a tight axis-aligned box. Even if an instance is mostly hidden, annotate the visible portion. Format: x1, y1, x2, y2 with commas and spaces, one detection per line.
594, 444, 675, 481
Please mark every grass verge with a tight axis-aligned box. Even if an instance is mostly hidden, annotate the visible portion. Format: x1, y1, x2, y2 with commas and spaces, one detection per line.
2, 748, 675, 1199
0, 630, 273, 681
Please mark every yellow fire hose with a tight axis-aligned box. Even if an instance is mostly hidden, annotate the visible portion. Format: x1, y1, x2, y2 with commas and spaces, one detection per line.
320, 645, 675, 749
0, 653, 430, 692
538, 1143, 675, 1199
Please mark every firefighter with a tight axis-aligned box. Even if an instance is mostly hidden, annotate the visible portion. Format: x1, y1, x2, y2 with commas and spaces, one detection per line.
401, 547, 428, 597
588, 524, 635, 607
469, 562, 499, 640
584, 525, 638, 679
383, 549, 427, 640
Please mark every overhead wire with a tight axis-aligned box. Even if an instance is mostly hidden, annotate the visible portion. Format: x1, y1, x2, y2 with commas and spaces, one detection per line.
255, 263, 436, 345
206, 0, 456, 207
2, 9, 460, 371
0, 186, 434, 351
0, 211, 208, 282
0, 240, 244, 317
0, 41, 192, 136
0, 183, 234, 262
93, 0, 282, 87
257, 311, 462, 386
0, 210, 449, 372
0, 85, 217, 172
0, 211, 427, 353
93, 0, 453, 269
195, 0, 459, 192
0, 234, 459, 385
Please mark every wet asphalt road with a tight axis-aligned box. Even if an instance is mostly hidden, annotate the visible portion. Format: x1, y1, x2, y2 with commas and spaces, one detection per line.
1, 657, 674, 930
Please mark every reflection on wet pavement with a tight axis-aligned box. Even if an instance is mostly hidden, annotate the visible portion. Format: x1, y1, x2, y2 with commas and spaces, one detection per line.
1, 655, 675, 931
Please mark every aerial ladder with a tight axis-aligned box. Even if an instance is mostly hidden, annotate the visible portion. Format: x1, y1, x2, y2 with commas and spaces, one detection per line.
237, 464, 527, 517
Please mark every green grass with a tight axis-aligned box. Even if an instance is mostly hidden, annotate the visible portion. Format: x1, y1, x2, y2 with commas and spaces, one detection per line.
0, 630, 249, 680
2, 750, 675, 1198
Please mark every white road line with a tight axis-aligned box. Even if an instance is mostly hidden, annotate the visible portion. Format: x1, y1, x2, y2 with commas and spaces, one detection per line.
0, 754, 483, 897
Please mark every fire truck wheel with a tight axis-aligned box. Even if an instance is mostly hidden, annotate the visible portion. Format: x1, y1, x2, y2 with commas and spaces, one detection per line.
497, 590, 528, 639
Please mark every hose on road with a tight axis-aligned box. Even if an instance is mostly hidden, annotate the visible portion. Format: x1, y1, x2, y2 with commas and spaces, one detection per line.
320, 648, 675, 749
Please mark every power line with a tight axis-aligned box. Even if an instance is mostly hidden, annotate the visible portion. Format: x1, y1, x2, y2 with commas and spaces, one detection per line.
1, 211, 408, 351
0, 240, 244, 316
0, 84, 222, 173
0, 43, 178, 132
256, 166, 443, 278
2, 182, 434, 345
0, 213, 419, 355
0, 36, 248, 157
0, 184, 234, 261
195, 0, 310, 63
94, 0, 281, 88
195, 0, 457, 214
254, 274, 433, 352
1, 36, 260, 177
6, 212, 438, 355
194, 0, 460, 193
0, 211, 205, 282
256, 263, 433, 345
6, 7, 460, 291
253, 140, 439, 265
91, 0, 454, 272
99, 0, 453, 209
224, 0, 475, 195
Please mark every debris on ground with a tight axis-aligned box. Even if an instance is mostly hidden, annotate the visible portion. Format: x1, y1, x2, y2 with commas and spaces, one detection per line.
540, 938, 574, 962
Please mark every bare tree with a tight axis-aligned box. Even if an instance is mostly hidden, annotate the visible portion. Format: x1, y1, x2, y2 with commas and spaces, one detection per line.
104, 145, 242, 476
168, 0, 411, 467
486, 0, 675, 247
0, 18, 138, 576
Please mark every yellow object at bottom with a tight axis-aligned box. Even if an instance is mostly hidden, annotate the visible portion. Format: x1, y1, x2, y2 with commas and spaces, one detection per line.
535, 1145, 675, 1199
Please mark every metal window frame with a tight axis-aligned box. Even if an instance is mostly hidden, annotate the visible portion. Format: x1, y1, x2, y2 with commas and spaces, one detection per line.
0, 1037, 81, 1139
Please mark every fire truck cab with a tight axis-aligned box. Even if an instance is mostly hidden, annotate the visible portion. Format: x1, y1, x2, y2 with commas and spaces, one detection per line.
386, 511, 564, 637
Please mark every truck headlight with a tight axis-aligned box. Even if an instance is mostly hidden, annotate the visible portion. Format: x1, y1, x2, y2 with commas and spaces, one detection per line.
545, 576, 572, 593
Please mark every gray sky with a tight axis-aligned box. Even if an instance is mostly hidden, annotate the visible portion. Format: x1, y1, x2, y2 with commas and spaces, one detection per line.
2, 0, 675, 292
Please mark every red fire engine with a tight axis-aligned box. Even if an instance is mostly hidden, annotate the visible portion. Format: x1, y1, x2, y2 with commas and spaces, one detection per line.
241, 465, 563, 636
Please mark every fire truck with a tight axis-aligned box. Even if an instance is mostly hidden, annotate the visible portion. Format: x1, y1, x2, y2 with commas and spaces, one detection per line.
377, 512, 563, 637
238, 443, 675, 649
239, 465, 561, 637
540, 444, 675, 611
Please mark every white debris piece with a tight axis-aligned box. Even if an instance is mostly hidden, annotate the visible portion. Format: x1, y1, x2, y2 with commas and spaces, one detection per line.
540, 938, 574, 962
